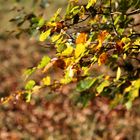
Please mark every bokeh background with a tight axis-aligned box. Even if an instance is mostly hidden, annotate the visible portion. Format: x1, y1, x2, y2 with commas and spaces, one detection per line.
0, 0, 140, 140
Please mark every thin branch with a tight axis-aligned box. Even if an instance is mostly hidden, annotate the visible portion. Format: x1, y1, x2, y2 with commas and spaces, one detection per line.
109, 0, 120, 38
127, 8, 140, 16
68, 15, 90, 27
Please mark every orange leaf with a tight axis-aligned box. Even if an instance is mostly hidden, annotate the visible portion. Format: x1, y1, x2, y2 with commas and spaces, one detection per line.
98, 30, 109, 42
76, 32, 87, 44
116, 41, 124, 52
98, 52, 108, 66
96, 30, 109, 50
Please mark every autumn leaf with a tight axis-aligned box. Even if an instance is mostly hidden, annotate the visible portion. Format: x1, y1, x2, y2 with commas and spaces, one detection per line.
54, 58, 66, 69
62, 45, 74, 56
116, 67, 121, 81
75, 44, 86, 58
42, 76, 51, 86
43, 58, 66, 73
116, 41, 124, 52
98, 30, 109, 42
76, 32, 87, 44
39, 29, 51, 42
98, 52, 108, 66
96, 30, 108, 50
86, 0, 97, 9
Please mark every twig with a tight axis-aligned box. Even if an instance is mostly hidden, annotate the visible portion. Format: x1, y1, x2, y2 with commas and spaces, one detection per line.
127, 8, 140, 16
109, 0, 120, 38
68, 15, 90, 27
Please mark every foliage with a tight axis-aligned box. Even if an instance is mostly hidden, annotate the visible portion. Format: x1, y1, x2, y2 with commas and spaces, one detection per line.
1, 0, 140, 109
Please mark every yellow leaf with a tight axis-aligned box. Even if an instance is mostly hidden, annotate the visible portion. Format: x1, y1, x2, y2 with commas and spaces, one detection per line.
42, 76, 51, 86
86, 0, 96, 9
75, 44, 86, 58
116, 67, 121, 81
62, 45, 74, 56
39, 29, 51, 42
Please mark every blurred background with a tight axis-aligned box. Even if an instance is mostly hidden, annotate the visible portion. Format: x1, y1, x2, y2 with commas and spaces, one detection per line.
0, 0, 140, 140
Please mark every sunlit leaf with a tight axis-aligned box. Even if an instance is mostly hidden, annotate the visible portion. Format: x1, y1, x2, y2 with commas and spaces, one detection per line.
42, 76, 51, 86
96, 80, 110, 93
25, 91, 32, 102
37, 56, 51, 69
38, 18, 45, 27
39, 29, 51, 42
76, 32, 87, 44
70, 6, 80, 15
86, 0, 96, 9
25, 80, 36, 90
51, 34, 62, 42
116, 67, 121, 81
62, 45, 74, 56
75, 44, 86, 58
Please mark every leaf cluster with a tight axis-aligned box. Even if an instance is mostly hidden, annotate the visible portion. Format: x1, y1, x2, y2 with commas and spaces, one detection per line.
1, 0, 140, 109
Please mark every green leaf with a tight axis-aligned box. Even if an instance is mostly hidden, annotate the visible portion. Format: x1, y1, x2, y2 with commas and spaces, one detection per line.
56, 43, 67, 53
38, 18, 45, 27
96, 80, 110, 94
25, 80, 36, 90
39, 29, 51, 42
50, 8, 61, 21
86, 0, 96, 9
77, 77, 97, 92
37, 56, 51, 69
70, 6, 80, 15
23, 67, 36, 80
